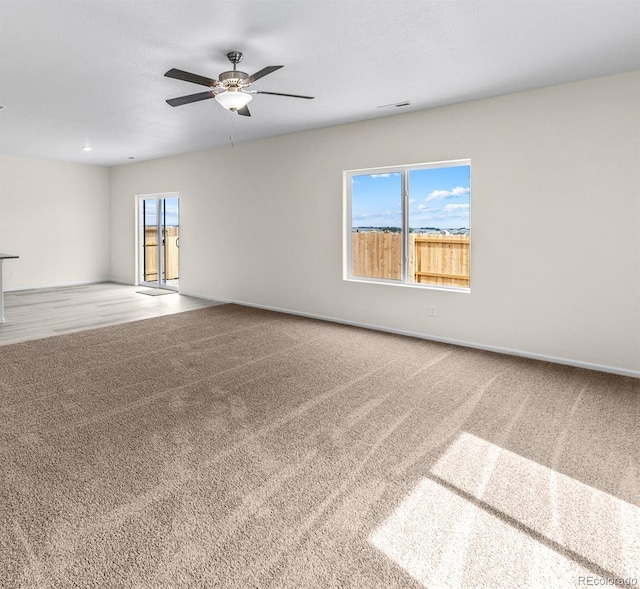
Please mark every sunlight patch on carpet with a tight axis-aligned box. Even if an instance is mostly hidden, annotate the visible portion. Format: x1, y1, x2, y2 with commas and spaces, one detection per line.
370, 432, 640, 588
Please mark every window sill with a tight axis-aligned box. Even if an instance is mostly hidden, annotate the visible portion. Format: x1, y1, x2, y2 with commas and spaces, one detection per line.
344, 277, 470, 294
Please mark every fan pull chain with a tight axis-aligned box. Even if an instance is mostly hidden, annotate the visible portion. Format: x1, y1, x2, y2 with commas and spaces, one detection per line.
229, 113, 235, 148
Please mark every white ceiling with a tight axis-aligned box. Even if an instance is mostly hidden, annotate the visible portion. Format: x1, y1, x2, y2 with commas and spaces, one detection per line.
1, 0, 639, 167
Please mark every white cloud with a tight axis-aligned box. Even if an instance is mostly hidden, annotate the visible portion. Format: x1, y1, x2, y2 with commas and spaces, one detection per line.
425, 186, 470, 202
443, 204, 469, 213
353, 209, 400, 223
370, 173, 400, 178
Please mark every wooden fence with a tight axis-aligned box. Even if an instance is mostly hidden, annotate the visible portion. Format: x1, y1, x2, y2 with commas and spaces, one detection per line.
144, 227, 467, 287
143, 226, 179, 281
351, 232, 469, 288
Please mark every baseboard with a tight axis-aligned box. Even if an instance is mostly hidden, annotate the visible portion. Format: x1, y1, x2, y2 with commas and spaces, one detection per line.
180, 291, 640, 380
4, 279, 112, 293
180, 291, 221, 302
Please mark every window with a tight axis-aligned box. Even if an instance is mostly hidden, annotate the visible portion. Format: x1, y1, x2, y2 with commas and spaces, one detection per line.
346, 160, 470, 290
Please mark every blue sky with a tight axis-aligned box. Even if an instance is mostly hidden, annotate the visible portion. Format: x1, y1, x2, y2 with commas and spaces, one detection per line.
144, 197, 179, 227
351, 164, 470, 229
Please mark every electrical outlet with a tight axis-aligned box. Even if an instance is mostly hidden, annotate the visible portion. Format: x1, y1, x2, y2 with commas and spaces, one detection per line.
429, 305, 436, 317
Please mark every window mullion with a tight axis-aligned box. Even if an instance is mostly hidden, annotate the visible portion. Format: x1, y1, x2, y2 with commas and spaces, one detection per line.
402, 170, 409, 283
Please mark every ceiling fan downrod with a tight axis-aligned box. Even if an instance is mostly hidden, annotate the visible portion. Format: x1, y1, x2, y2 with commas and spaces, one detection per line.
226, 51, 243, 70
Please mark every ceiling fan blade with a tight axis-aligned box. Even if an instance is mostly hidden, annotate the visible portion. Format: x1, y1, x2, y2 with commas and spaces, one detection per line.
244, 65, 283, 85
165, 68, 217, 87
255, 91, 315, 100
166, 91, 215, 107
237, 105, 251, 117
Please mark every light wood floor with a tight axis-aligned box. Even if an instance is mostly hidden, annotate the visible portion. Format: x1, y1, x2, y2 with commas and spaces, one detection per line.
0, 282, 222, 346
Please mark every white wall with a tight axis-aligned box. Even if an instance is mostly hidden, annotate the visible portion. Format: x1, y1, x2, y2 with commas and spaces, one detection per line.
0, 155, 110, 290
109, 71, 640, 376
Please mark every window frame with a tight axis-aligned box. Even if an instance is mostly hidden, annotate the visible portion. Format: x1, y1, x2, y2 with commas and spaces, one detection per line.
344, 159, 471, 292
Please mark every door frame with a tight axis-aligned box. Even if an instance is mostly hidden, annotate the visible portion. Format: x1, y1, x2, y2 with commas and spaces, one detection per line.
137, 192, 180, 291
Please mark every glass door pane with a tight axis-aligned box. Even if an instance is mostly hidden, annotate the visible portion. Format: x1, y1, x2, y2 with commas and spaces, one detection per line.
162, 197, 179, 288
143, 199, 159, 283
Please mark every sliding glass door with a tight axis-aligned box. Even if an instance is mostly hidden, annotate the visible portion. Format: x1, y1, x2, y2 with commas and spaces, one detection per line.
139, 194, 179, 290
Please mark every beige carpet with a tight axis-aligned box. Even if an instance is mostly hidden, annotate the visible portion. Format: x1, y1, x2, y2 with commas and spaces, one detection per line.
1, 304, 638, 588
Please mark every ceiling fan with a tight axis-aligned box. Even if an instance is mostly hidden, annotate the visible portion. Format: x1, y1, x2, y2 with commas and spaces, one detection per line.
164, 51, 314, 117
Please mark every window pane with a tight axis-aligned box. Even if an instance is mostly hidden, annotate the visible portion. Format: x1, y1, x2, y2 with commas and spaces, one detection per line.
408, 165, 470, 288
351, 172, 402, 280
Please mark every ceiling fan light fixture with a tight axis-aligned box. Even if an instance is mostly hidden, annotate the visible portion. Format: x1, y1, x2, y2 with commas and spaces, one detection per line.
215, 89, 252, 111
164, 53, 313, 112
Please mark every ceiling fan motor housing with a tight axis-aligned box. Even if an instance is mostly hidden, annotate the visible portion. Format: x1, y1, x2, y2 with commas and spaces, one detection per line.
218, 70, 249, 87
